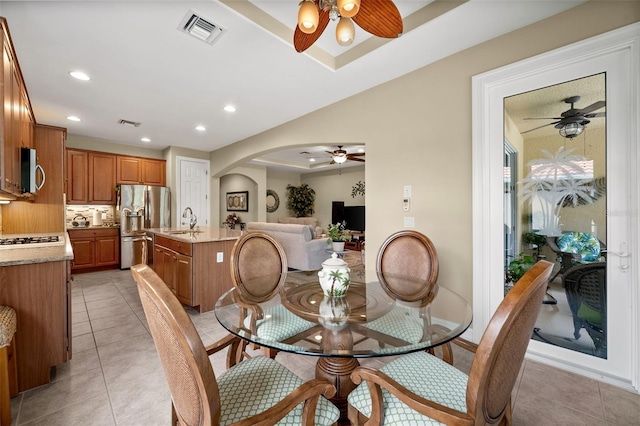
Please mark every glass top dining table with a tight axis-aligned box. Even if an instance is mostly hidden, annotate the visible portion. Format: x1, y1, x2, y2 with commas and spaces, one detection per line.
214, 268, 472, 424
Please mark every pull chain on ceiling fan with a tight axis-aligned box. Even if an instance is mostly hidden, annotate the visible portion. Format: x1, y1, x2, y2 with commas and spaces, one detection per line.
294, 0, 403, 53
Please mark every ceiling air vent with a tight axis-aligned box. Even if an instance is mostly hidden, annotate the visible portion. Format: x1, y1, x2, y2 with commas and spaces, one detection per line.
179, 10, 225, 45
118, 119, 141, 128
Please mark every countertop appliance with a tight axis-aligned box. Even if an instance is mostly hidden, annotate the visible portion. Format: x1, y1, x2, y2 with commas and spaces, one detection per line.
117, 185, 170, 269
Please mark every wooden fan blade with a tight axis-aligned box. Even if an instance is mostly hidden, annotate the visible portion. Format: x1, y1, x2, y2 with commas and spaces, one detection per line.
348, 152, 365, 156
348, 156, 366, 162
578, 100, 606, 115
586, 112, 606, 118
353, 0, 403, 39
294, 6, 330, 53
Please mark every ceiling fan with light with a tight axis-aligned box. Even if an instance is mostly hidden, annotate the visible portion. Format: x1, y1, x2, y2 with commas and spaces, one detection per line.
294, 0, 403, 52
522, 95, 606, 139
327, 146, 365, 164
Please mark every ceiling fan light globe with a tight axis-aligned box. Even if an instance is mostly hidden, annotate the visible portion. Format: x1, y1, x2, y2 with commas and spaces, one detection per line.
334, 154, 347, 164
336, 17, 355, 46
559, 122, 584, 139
338, 0, 360, 18
298, 1, 319, 34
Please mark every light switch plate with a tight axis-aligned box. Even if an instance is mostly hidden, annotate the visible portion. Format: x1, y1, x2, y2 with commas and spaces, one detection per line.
403, 217, 415, 227
216, 252, 223, 262
403, 185, 411, 198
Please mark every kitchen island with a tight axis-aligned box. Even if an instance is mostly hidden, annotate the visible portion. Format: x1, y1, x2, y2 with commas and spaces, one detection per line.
145, 227, 243, 313
0, 232, 73, 391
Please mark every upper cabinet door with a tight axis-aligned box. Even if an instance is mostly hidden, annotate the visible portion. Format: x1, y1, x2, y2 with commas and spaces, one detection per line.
88, 152, 116, 204
141, 158, 166, 186
116, 156, 142, 184
65, 149, 88, 203
117, 155, 166, 186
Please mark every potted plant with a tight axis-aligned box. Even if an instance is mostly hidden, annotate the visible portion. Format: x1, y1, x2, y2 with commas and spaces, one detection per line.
327, 221, 349, 252
224, 213, 241, 229
505, 252, 536, 293
286, 183, 316, 217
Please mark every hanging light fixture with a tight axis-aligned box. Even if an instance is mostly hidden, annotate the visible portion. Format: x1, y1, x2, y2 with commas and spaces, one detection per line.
337, 0, 360, 18
293, 0, 403, 53
559, 122, 585, 139
333, 152, 348, 163
336, 17, 355, 46
298, 0, 319, 34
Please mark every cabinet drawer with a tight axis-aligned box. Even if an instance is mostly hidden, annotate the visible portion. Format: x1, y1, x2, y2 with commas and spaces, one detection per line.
68, 228, 119, 238
155, 235, 192, 256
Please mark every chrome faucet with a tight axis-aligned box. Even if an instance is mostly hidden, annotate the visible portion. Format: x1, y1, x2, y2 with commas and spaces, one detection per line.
182, 207, 197, 230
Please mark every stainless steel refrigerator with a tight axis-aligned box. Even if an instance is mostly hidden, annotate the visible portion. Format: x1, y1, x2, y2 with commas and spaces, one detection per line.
117, 185, 170, 269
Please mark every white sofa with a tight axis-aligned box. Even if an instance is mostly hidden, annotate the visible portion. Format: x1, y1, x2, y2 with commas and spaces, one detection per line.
246, 222, 329, 271
277, 217, 323, 236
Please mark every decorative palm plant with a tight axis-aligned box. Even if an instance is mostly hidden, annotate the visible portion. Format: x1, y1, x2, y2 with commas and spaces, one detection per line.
519, 147, 595, 236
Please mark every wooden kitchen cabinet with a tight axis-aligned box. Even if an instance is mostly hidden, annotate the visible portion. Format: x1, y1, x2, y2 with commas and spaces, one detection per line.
0, 260, 71, 391
116, 155, 166, 186
88, 152, 116, 204
152, 233, 235, 313
1, 19, 35, 196
65, 149, 88, 203
65, 149, 116, 204
154, 235, 193, 305
68, 228, 120, 272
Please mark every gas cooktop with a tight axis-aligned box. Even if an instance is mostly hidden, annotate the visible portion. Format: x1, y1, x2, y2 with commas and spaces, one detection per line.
0, 235, 64, 249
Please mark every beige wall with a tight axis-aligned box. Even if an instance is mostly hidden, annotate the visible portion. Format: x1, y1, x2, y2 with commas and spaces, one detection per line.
208, 3, 640, 302
265, 170, 301, 223
219, 165, 265, 225
301, 166, 365, 232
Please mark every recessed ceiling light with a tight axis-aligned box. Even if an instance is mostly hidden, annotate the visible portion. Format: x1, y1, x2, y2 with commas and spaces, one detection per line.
357, 148, 365, 153
69, 71, 90, 81
195, 125, 206, 131
67, 116, 81, 122
224, 105, 236, 112
141, 137, 151, 143
309, 158, 316, 162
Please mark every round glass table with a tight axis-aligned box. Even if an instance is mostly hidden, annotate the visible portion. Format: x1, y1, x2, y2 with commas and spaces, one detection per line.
215, 269, 472, 423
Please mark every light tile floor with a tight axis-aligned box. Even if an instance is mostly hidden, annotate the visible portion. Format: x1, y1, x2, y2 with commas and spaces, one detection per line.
8, 269, 640, 425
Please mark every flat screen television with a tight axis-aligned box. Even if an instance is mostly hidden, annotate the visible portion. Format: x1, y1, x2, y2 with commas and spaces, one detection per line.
343, 205, 365, 232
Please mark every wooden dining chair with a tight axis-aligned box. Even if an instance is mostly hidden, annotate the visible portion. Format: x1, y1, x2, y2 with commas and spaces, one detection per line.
347, 260, 553, 426
131, 264, 340, 426
364, 231, 453, 361
230, 232, 316, 358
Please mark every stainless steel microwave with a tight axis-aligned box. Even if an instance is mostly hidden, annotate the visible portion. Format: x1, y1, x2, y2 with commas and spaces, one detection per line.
21, 147, 45, 193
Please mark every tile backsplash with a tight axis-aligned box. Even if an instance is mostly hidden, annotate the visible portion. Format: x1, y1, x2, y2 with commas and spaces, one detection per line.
66, 205, 117, 227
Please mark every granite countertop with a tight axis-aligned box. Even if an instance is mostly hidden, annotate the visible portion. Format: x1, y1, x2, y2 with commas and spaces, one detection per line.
146, 226, 243, 243
0, 232, 74, 267
67, 224, 120, 230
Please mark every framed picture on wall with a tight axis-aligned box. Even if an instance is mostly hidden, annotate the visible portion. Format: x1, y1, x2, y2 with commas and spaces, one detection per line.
226, 191, 249, 212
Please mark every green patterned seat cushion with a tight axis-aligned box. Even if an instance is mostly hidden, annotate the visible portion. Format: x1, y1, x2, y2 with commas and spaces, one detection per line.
245, 305, 315, 342
347, 351, 468, 425
219, 355, 340, 425
557, 232, 601, 262
366, 305, 424, 343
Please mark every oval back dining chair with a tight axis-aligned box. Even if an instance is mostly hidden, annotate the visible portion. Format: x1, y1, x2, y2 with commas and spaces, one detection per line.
230, 231, 288, 303
376, 230, 439, 301
131, 264, 340, 426
366, 230, 452, 360
230, 232, 316, 358
347, 260, 553, 426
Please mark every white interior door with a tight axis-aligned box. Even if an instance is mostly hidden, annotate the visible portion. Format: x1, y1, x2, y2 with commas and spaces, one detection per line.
472, 24, 639, 391
177, 156, 210, 227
